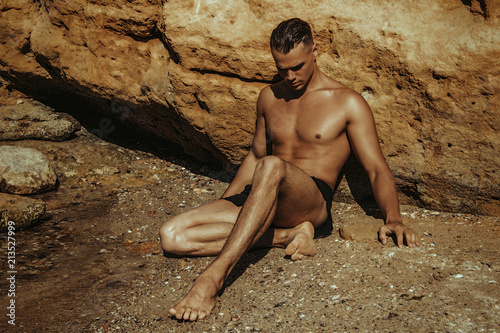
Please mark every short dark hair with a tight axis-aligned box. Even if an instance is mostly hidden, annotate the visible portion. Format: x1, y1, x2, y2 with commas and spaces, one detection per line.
270, 18, 313, 54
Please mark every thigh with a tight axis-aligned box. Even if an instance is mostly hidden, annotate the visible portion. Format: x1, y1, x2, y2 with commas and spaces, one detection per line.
272, 162, 329, 229
163, 199, 242, 230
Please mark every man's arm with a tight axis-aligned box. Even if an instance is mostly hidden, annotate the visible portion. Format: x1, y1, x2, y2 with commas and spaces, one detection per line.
344, 92, 419, 248
222, 88, 269, 198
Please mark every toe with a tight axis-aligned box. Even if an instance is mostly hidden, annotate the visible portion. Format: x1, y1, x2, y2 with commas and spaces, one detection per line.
175, 307, 185, 320
285, 242, 297, 256
189, 310, 199, 321
293, 253, 304, 261
199, 311, 207, 320
168, 307, 176, 316
183, 308, 192, 320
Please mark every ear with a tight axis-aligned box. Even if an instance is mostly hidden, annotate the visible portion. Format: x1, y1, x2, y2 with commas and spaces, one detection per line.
312, 43, 319, 59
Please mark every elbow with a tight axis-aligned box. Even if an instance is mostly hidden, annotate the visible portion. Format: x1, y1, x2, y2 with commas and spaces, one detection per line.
368, 167, 395, 185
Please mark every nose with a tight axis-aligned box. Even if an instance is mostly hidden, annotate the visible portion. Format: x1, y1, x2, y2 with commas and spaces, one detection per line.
286, 70, 295, 81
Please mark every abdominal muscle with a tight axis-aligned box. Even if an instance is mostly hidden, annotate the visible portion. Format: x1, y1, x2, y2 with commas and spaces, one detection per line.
272, 139, 350, 189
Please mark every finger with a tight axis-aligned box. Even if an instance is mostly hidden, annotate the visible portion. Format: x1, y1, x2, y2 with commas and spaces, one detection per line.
407, 230, 420, 247
406, 233, 414, 248
396, 231, 404, 248
379, 226, 388, 245
411, 232, 420, 247
409, 232, 418, 247
405, 233, 413, 247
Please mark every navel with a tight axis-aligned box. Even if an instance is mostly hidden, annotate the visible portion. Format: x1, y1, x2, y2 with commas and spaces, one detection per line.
315, 134, 321, 139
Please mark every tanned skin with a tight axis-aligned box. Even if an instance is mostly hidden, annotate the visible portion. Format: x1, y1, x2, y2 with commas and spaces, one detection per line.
160, 41, 419, 321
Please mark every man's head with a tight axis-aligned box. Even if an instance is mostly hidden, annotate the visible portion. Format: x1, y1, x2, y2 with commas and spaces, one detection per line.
270, 18, 314, 54
270, 19, 317, 92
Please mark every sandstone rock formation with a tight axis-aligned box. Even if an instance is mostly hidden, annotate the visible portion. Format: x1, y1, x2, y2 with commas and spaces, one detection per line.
0, 192, 46, 231
0, 145, 58, 195
0, 99, 80, 141
0, 0, 498, 215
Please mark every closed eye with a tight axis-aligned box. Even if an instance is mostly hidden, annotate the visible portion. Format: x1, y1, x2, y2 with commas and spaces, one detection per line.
277, 62, 305, 73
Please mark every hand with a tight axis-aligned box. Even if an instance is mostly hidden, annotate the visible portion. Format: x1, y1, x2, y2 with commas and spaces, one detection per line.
378, 222, 419, 248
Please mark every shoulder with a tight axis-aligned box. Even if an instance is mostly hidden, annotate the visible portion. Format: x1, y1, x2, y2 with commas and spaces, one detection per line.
337, 88, 370, 111
319, 77, 364, 105
256, 83, 281, 114
311, 76, 369, 111
319, 80, 372, 122
257, 85, 275, 102
342, 90, 373, 123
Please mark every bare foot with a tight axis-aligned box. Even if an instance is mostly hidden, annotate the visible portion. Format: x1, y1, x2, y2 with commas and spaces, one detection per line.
169, 274, 219, 321
284, 222, 316, 261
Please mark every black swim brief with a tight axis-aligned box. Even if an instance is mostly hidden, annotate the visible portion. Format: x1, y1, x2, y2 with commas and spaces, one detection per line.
222, 176, 334, 238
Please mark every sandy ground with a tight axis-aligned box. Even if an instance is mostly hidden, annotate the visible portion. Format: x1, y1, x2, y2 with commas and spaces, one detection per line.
1, 130, 499, 332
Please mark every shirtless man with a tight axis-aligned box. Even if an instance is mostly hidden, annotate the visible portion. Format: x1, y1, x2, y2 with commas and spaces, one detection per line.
160, 18, 419, 321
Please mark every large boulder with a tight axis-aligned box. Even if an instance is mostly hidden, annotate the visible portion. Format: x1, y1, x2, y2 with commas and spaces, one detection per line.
0, 145, 58, 195
0, 0, 498, 214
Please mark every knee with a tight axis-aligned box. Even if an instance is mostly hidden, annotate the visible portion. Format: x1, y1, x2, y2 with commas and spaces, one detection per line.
159, 218, 187, 255
256, 156, 286, 178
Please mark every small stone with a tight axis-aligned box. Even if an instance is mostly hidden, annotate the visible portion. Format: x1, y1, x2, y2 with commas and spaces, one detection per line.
0, 145, 58, 195
339, 218, 384, 241
0, 192, 46, 231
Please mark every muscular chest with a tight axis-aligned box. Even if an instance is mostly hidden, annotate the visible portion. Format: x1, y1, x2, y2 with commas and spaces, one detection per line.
265, 100, 345, 146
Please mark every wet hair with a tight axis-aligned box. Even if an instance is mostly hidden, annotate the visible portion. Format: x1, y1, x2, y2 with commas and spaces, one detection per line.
270, 18, 313, 54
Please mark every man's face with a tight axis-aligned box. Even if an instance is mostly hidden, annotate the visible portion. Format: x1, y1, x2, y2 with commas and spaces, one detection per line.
271, 42, 317, 92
